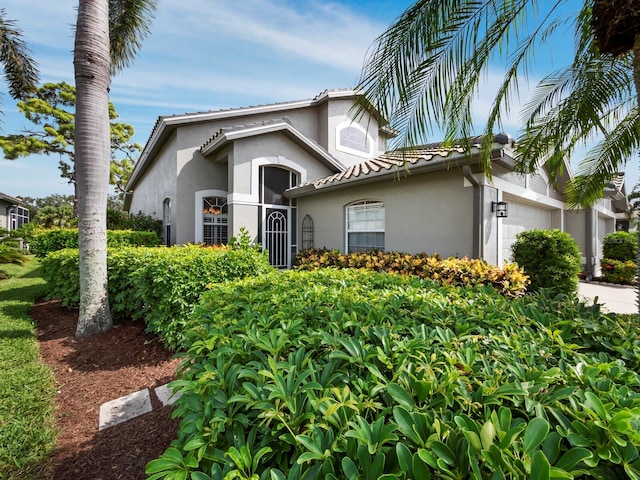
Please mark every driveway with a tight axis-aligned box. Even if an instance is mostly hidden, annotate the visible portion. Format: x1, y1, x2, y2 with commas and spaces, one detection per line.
577, 281, 636, 315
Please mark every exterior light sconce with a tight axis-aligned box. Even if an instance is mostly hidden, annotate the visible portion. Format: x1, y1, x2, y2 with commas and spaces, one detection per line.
492, 201, 508, 218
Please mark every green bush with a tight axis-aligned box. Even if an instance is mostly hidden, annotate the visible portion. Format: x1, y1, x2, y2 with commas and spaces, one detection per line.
107, 209, 163, 236
511, 229, 581, 296
42, 244, 274, 348
147, 269, 640, 480
294, 248, 529, 296
31, 228, 160, 257
600, 258, 637, 284
602, 231, 637, 262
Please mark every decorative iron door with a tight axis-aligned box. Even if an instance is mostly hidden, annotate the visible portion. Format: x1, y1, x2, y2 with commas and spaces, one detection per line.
265, 208, 289, 268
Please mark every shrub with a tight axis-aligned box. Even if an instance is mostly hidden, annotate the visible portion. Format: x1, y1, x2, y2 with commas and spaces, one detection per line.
294, 248, 529, 296
0, 243, 27, 266
42, 243, 274, 348
107, 209, 163, 236
602, 231, 637, 262
148, 269, 640, 480
600, 258, 636, 284
511, 229, 581, 296
31, 228, 160, 257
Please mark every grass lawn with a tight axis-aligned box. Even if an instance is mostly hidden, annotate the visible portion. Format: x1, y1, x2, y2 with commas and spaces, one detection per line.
0, 258, 57, 479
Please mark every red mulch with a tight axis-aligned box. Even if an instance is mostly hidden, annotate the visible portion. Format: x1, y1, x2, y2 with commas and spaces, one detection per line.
33, 299, 182, 480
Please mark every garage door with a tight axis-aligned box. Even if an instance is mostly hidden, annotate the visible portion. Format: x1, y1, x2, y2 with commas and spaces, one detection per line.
502, 201, 552, 262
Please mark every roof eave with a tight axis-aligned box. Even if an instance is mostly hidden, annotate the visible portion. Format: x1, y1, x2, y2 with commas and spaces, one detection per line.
287, 146, 506, 198
200, 122, 345, 173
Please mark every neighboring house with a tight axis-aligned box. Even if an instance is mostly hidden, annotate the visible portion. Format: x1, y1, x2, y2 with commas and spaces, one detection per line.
0, 192, 29, 233
125, 88, 624, 276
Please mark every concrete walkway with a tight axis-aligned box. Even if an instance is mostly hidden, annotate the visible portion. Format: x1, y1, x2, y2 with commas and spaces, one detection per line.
578, 281, 637, 315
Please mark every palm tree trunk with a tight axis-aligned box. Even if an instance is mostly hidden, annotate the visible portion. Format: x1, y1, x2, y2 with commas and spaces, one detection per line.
74, 0, 113, 337
633, 34, 640, 320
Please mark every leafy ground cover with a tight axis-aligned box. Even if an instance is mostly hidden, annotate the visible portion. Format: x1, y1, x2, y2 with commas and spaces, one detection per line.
150, 269, 640, 480
0, 259, 57, 478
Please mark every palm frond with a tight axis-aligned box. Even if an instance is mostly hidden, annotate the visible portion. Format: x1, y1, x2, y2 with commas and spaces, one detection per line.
108, 0, 157, 74
356, 0, 568, 160
0, 8, 39, 100
564, 109, 639, 207
516, 10, 635, 190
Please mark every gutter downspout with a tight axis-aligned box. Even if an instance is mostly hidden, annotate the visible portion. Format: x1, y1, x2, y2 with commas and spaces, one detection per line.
463, 166, 482, 259
585, 209, 594, 281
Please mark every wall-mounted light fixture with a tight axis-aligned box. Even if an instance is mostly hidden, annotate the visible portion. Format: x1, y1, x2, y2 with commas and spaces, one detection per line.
492, 201, 508, 217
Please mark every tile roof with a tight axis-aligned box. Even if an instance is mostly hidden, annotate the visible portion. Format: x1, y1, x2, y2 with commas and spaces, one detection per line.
289, 134, 514, 194
306, 146, 467, 188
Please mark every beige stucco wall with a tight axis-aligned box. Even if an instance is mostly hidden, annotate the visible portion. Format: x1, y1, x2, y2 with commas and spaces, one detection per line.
128, 132, 178, 223
325, 98, 381, 167
297, 169, 474, 257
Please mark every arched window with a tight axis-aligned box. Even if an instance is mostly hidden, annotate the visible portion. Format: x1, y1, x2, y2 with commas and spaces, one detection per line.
346, 201, 384, 252
302, 215, 314, 250
162, 198, 171, 246
336, 122, 374, 158
203, 196, 228, 245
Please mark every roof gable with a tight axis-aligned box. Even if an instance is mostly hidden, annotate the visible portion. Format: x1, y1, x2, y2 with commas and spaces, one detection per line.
199, 118, 345, 173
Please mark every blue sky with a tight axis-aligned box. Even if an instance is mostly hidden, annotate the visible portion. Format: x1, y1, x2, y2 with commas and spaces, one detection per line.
0, 0, 637, 199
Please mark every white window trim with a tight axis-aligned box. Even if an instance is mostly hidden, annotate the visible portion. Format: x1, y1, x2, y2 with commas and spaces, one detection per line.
345, 200, 385, 252
228, 156, 307, 205
335, 121, 374, 159
195, 189, 228, 243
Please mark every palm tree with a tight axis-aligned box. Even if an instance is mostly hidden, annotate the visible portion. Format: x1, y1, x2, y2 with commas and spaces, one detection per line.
357, 0, 639, 311
0, 8, 39, 110
74, 0, 156, 338
357, 0, 637, 203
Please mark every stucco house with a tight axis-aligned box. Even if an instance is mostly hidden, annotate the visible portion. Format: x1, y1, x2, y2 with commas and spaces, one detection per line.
0, 192, 29, 233
124, 88, 624, 276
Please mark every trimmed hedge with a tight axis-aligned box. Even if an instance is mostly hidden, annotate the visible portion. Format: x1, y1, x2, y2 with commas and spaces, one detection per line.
603, 231, 637, 262
511, 229, 581, 296
41, 244, 274, 348
148, 269, 640, 479
31, 228, 160, 257
293, 248, 529, 297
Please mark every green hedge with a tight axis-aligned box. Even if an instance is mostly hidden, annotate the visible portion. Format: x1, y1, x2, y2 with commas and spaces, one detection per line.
42, 244, 274, 348
603, 231, 638, 262
31, 228, 160, 257
147, 269, 640, 480
294, 248, 529, 297
511, 229, 581, 296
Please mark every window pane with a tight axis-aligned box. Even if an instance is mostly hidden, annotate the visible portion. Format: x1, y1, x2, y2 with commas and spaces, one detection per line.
263, 167, 291, 205
346, 201, 384, 252
340, 126, 369, 153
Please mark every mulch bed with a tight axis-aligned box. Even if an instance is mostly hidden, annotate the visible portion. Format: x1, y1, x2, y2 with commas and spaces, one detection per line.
33, 299, 182, 480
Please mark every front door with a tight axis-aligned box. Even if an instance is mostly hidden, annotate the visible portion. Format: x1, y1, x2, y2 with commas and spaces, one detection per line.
265, 207, 289, 268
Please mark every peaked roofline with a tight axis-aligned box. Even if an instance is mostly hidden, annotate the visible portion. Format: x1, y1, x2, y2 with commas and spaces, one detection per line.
199, 118, 345, 173
127, 89, 363, 190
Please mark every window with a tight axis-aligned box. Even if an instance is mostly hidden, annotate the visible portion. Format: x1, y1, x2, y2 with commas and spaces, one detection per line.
163, 199, 171, 246
346, 201, 384, 253
260, 166, 297, 206
301, 215, 314, 250
336, 122, 374, 158
9, 206, 29, 231
203, 196, 228, 245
